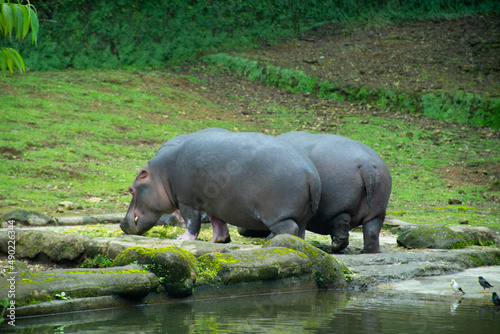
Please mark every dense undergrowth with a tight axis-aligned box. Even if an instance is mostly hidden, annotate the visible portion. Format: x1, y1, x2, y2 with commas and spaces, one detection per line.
8, 0, 500, 70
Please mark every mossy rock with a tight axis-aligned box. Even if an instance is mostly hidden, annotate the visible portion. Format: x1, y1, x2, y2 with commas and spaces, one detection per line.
114, 246, 197, 297
0, 230, 89, 262
449, 226, 496, 246
196, 247, 312, 285
397, 226, 467, 249
0, 265, 158, 306
1, 209, 56, 227
262, 234, 351, 289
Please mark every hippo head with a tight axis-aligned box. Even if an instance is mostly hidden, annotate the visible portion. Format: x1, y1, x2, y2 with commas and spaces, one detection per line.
329, 219, 351, 253
120, 163, 176, 235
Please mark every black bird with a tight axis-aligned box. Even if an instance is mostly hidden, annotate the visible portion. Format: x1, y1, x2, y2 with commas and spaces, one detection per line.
492, 292, 500, 306
478, 276, 494, 293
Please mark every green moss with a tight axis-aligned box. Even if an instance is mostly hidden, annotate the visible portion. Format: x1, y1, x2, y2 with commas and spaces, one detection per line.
469, 255, 483, 266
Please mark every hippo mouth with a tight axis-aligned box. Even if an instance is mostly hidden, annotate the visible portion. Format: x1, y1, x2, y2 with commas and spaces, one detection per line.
120, 212, 141, 235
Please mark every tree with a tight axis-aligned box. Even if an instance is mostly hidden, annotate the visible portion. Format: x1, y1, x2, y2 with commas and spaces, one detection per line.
0, 0, 38, 76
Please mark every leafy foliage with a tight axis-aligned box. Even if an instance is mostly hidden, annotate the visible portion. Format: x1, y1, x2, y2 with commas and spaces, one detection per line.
10, 0, 499, 70
0, 0, 38, 75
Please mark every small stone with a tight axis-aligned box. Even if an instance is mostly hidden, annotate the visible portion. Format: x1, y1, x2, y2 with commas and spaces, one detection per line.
86, 197, 102, 203
448, 198, 462, 205
459, 219, 469, 225
58, 201, 75, 210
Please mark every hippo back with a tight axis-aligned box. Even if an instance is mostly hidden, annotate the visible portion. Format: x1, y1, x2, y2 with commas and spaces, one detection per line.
165, 131, 322, 230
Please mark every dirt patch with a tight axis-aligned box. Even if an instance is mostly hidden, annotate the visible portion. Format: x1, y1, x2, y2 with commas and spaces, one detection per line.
440, 163, 500, 187
247, 14, 500, 96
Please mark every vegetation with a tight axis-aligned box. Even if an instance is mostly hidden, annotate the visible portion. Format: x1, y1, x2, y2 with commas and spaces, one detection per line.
0, 0, 38, 75
205, 53, 500, 129
1, 66, 498, 230
80, 254, 114, 268
1, 3, 498, 236
9, 0, 499, 70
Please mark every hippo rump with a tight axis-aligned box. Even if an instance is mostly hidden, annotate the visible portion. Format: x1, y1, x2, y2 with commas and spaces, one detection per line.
120, 130, 321, 242
276, 131, 392, 253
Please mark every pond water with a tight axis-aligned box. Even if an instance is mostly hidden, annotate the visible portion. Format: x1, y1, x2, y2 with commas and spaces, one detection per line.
5, 290, 500, 333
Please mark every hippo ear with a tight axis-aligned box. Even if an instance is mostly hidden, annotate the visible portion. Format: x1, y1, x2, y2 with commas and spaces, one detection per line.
138, 170, 148, 180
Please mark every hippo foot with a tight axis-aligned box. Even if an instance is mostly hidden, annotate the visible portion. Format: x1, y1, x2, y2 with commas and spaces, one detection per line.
210, 235, 231, 243
361, 246, 381, 254
175, 231, 198, 241
210, 216, 231, 244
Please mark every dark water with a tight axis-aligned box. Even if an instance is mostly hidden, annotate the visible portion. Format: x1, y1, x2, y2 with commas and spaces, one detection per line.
3, 290, 499, 333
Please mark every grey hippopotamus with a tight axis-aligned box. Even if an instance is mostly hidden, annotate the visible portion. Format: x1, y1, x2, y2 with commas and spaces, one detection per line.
276, 131, 392, 253
121, 128, 233, 242
120, 130, 321, 242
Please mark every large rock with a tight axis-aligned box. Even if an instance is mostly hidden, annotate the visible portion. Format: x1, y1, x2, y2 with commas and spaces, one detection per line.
0, 229, 89, 262
0, 264, 158, 306
197, 247, 312, 285
397, 226, 467, 249
449, 225, 496, 246
114, 246, 198, 297
57, 214, 123, 226
1, 209, 55, 227
262, 234, 351, 289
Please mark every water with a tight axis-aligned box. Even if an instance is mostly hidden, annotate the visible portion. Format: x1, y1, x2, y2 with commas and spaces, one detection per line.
4, 290, 499, 333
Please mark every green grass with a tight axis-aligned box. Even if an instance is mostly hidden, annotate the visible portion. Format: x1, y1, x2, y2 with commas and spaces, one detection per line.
0, 70, 257, 214
1, 67, 499, 230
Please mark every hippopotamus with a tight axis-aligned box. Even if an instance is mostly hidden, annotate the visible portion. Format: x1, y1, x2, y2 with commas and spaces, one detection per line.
276, 131, 392, 253
120, 128, 233, 242
120, 130, 321, 242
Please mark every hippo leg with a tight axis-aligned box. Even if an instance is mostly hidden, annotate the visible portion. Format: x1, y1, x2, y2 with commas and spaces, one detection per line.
210, 216, 231, 243
298, 224, 306, 239
265, 219, 300, 240
361, 216, 383, 253
329, 213, 351, 253
176, 204, 202, 240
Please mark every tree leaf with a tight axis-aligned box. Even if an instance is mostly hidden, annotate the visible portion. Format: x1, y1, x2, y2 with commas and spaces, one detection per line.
1, 2, 14, 36
21, 4, 29, 39
0, 47, 25, 75
2, 48, 14, 75
6, 47, 25, 73
12, 3, 23, 40
28, 5, 38, 44
0, 49, 7, 75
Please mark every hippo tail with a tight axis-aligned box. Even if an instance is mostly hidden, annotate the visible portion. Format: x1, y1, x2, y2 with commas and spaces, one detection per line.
359, 163, 375, 207
308, 173, 321, 215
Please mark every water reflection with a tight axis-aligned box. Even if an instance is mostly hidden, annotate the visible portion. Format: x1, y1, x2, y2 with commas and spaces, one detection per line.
4, 290, 500, 333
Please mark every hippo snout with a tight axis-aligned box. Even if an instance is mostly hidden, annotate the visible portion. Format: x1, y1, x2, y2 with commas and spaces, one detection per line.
120, 216, 135, 234
120, 211, 141, 235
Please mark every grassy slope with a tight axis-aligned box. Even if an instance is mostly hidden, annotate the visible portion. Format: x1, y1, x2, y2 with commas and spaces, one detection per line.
1, 68, 499, 230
